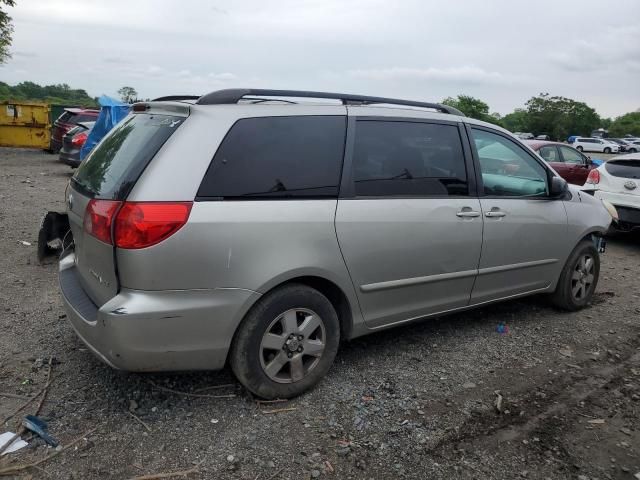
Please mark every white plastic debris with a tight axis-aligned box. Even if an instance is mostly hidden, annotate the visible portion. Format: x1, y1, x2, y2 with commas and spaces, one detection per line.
18, 241, 31, 246
0, 432, 28, 455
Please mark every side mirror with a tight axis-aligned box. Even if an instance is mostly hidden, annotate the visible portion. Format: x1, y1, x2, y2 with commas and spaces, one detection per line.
550, 176, 569, 197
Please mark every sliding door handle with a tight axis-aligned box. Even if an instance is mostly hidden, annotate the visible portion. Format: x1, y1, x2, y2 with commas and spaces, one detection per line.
485, 210, 506, 218
456, 210, 481, 218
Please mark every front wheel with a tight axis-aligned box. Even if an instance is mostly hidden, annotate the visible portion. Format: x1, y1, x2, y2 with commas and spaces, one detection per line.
629, 147, 638, 153
576, 146, 584, 152
603, 147, 611, 154
230, 284, 340, 399
550, 240, 600, 311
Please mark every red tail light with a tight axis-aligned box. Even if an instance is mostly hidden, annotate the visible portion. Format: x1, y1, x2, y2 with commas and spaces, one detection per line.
84, 199, 122, 244
114, 202, 193, 249
71, 131, 88, 147
587, 169, 600, 185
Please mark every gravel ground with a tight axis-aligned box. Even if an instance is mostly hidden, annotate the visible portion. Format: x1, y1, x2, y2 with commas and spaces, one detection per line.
0, 148, 639, 480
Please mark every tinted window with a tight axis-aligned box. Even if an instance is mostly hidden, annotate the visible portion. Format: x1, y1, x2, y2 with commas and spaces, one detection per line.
198, 116, 346, 199
72, 113, 98, 124
605, 160, 640, 178
72, 113, 183, 199
472, 129, 548, 197
56, 111, 74, 124
559, 146, 585, 165
351, 121, 467, 197
539, 146, 559, 162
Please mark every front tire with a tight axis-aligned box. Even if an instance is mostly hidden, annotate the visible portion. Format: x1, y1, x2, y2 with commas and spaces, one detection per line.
230, 284, 340, 399
551, 240, 600, 311
576, 146, 584, 152
604, 147, 611, 154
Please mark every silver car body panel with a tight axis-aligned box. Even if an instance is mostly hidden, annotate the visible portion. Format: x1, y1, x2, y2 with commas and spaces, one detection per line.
335, 198, 483, 328
59, 100, 613, 372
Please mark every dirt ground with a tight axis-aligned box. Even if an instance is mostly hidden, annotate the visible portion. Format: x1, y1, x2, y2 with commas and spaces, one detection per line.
0, 148, 639, 480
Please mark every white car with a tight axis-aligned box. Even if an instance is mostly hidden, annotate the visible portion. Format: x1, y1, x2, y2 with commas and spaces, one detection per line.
582, 152, 640, 230
620, 139, 640, 153
573, 137, 619, 154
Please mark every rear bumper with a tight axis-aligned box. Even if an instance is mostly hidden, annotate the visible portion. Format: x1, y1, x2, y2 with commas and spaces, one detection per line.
59, 251, 260, 372
59, 149, 81, 167
592, 190, 640, 229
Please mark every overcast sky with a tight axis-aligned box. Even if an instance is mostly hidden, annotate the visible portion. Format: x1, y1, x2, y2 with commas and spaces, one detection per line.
2, 0, 639, 117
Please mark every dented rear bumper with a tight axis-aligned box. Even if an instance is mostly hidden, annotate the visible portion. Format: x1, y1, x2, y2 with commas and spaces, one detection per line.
59, 250, 260, 372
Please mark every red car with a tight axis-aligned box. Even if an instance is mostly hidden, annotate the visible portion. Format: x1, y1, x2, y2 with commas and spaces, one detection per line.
525, 140, 596, 185
50, 108, 99, 153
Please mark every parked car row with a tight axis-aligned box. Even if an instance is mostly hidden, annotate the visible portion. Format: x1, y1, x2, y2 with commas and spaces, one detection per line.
569, 136, 639, 153
50, 108, 99, 153
59, 121, 95, 167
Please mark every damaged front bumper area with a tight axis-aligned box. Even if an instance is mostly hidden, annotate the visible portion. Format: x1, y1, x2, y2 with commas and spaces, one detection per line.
59, 250, 260, 372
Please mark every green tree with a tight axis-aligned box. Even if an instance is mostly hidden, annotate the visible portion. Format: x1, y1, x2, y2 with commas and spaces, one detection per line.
0, 81, 98, 107
525, 93, 600, 141
501, 109, 530, 133
609, 112, 640, 137
118, 86, 138, 104
442, 95, 487, 120
0, 0, 15, 64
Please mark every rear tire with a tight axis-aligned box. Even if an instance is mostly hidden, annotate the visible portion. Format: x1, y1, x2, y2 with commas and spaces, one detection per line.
630, 147, 638, 153
604, 147, 611, 154
230, 284, 340, 399
576, 146, 584, 152
551, 240, 600, 311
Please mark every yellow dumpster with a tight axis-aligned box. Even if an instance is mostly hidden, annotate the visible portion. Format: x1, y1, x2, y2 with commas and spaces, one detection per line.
0, 101, 51, 149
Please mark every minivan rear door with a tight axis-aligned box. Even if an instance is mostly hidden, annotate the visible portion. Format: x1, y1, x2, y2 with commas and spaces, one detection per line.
335, 114, 483, 328
67, 109, 187, 306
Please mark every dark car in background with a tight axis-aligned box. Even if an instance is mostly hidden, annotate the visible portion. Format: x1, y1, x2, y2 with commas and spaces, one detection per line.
50, 108, 99, 153
525, 140, 596, 185
59, 121, 95, 168
606, 139, 628, 152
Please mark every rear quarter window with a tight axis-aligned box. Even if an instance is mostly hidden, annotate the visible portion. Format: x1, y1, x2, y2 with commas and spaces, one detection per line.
71, 113, 183, 200
197, 116, 346, 199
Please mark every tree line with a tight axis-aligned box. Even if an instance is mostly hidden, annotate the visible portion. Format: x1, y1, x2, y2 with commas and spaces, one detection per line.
0, 81, 98, 107
443, 93, 640, 140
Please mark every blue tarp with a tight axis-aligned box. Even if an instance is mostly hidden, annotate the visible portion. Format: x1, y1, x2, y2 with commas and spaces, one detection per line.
80, 95, 130, 160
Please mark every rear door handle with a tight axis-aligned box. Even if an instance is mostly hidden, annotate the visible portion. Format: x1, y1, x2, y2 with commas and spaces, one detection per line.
485, 209, 506, 218
456, 209, 481, 218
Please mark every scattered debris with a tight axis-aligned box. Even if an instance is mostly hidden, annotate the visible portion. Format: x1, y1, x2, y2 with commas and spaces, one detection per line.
0, 425, 100, 476
125, 460, 203, 480
0, 432, 27, 456
22, 415, 58, 447
18, 240, 31, 246
496, 323, 509, 334
146, 380, 235, 399
559, 348, 574, 358
127, 411, 152, 432
262, 407, 297, 415
494, 391, 504, 413
587, 419, 606, 424
462, 382, 477, 389
192, 383, 236, 393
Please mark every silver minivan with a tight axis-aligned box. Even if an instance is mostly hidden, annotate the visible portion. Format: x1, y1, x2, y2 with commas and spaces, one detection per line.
59, 89, 613, 398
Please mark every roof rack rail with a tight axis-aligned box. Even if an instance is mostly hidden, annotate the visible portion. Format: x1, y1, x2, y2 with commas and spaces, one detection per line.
196, 88, 465, 116
152, 95, 201, 102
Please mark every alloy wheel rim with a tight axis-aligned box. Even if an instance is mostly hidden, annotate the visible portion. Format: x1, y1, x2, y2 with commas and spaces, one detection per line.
571, 254, 595, 301
259, 308, 326, 384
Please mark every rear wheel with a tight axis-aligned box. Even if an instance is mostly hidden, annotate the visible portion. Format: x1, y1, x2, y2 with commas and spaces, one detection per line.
230, 284, 340, 399
604, 147, 611, 154
576, 146, 584, 152
551, 240, 600, 311
629, 147, 638, 153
